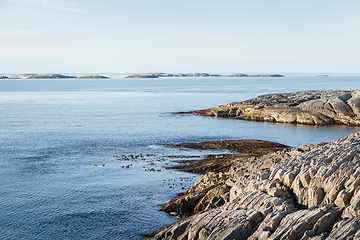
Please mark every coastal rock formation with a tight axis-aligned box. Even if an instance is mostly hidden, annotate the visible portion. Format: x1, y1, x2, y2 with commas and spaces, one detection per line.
150, 132, 360, 240
184, 90, 360, 126
166, 140, 288, 174
168, 140, 287, 155
125, 73, 284, 78
160, 140, 288, 216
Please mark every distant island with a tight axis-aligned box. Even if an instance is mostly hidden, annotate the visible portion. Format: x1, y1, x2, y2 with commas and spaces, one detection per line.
26, 74, 110, 79
77, 75, 110, 79
125, 72, 284, 78
0, 75, 21, 79
1, 74, 110, 79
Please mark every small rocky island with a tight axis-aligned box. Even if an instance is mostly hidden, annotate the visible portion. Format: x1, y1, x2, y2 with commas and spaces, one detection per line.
125, 73, 284, 78
180, 90, 360, 126
26, 74, 110, 79
77, 75, 110, 79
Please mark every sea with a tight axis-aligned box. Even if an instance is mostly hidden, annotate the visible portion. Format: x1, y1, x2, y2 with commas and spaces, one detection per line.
1, 73, 360, 239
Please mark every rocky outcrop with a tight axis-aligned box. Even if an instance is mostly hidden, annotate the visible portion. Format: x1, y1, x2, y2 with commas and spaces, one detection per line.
185, 90, 360, 126
168, 140, 287, 155
125, 73, 284, 78
150, 132, 360, 240
166, 140, 288, 174
160, 140, 288, 216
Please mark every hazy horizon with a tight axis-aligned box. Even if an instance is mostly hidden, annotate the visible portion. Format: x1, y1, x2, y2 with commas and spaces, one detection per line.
3, 72, 360, 75
1, 0, 360, 73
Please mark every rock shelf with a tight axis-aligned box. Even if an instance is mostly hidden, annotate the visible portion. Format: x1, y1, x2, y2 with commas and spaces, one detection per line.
149, 132, 360, 240
165, 140, 288, 174
180, 90, 360, 126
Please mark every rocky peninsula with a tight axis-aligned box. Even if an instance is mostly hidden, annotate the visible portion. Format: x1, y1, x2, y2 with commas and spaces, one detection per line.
149, 132, 360, 240
180, 90, 360, 126
125, 73, 284, 78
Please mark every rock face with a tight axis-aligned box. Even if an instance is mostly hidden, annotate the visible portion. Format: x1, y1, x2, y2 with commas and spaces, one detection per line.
185, 90, 360, 126
150, 132, 360, 240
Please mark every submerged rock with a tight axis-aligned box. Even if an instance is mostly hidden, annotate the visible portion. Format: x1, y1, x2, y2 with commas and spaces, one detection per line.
183, 90, 360, 126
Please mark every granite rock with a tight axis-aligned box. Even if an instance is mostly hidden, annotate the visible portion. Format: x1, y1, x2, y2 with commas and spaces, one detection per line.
150, 132, 360, 240
186, 90, 360, 126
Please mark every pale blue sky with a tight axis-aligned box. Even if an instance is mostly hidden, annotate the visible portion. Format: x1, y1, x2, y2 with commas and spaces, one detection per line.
1, 0, 360, 73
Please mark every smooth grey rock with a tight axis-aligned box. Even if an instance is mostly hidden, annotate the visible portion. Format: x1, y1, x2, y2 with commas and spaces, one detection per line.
188, 90, 360, 126
151, 133, 360, 240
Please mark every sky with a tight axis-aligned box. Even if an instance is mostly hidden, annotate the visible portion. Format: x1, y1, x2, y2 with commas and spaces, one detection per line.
1, 0, 360, 73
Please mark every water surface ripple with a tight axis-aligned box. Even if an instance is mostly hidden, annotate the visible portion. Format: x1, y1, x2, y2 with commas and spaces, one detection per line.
1, 74, 360, 239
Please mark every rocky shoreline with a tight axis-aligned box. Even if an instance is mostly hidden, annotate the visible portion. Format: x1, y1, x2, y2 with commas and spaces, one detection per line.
125, 73, 284, 78
179, 90, 360, 126
147, 89, 360, 240
148, 132, 360, 240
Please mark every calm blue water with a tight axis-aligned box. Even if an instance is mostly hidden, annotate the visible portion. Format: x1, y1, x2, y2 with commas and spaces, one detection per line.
1, 74, 360, 239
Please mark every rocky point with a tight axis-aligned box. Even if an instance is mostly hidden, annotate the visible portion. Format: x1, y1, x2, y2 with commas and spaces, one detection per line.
149, 132, 360, 240
181, 90, 360, 126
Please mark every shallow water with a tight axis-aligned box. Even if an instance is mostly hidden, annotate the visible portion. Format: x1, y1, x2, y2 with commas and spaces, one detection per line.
1, 74, 360, 239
